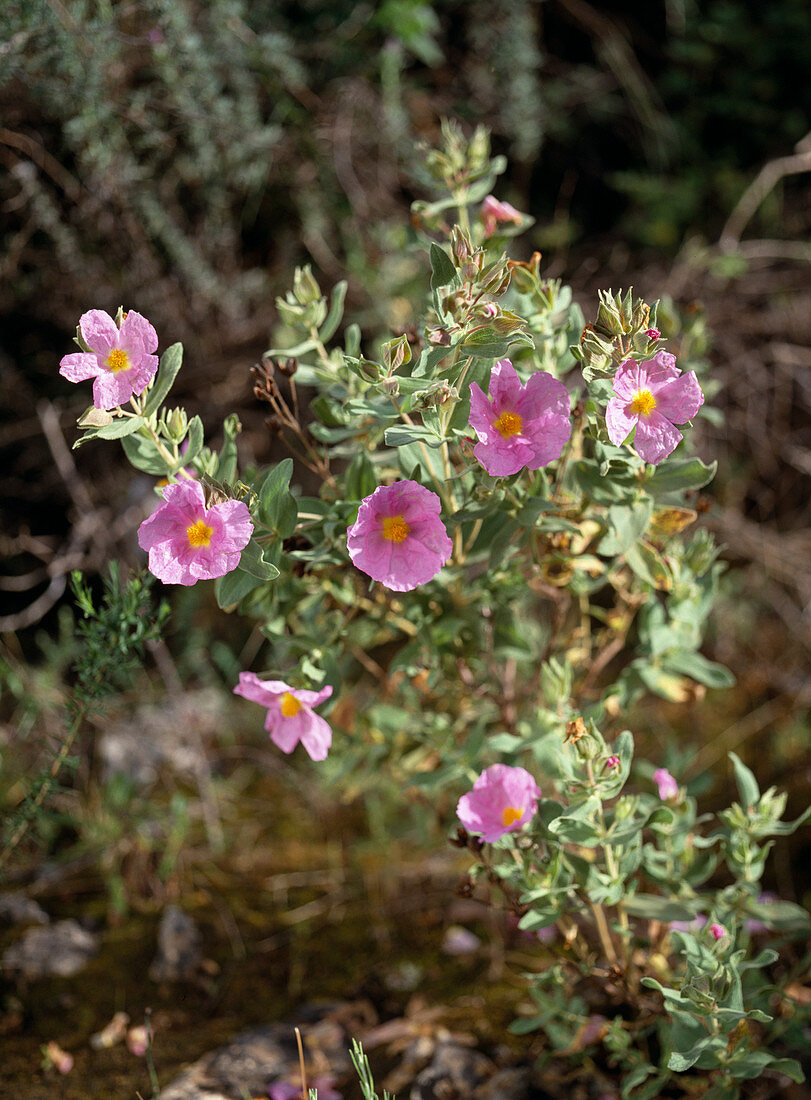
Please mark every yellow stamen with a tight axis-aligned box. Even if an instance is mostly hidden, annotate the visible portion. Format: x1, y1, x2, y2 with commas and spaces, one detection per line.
186, 518, 213, 548
280, 692, 301, 718
494, 410, 523, 438
630, 389, 657, 417
502, 806, 523, 827
106, 348, 130, 373
381, 514, 410, 543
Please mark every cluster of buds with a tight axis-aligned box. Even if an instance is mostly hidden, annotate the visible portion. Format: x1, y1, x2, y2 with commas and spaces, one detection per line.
275, 264, 327, 330
571, 289, 660, 379
422, 119, 492, 189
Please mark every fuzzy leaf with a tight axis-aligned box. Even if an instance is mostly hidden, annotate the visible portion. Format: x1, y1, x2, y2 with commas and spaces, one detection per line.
143, 343, 183, 415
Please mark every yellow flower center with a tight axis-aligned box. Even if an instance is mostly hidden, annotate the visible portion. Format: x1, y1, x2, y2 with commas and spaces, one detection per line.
381, 514, 411, 543
106, 348, 130, 373
630, 389, 657, 417
280, 692, 301, 718
186, 519, 213, 548
501, 806, 523, 827
494, 410, 523, 438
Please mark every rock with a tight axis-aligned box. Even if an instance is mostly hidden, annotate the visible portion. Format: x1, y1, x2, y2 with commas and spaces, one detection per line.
410, 1042, 495, 1100
0, 892, 49, 926
98, 688, 226, 788
149, 905, 202, 982
158, 1007, 352, 1100
475, 1066, 533, 1100
1, 919, 98, 979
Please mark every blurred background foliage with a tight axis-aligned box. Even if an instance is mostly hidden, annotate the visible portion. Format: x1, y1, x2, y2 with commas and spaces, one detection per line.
2, 0, 810, 355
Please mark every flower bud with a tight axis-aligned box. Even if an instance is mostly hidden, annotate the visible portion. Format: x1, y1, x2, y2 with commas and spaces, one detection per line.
165, 407, 188, 443
293, 264, 322, 305
380, 376, 400, 396
451, 226, 471, 264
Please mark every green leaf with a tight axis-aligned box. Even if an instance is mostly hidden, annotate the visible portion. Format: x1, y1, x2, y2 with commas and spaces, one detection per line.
237, 539, 280, 581
647, 457, 717, 498
345, 452, 377, 501
766, 1058, 805, 1084
599, 497, 654, 555
73, 416, 146, 448
259, 458, 297, 534
429, 242, 457, 290
121, 432, 168, 475
143, 343, 183, 415
460, 327, 534, 358
319, 279, 348, 342
384, 424, 442, 447
625, 895, 697, 922
181, 415, 205, 468
663, 651, 735, 689
215, 414, 241, 482
625, 542, 671, 590
728, 751, 760, 809
214, 566, 266, 609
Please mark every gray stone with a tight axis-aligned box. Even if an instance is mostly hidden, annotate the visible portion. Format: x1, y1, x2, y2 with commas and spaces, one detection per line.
1, 918, 98, 979
149, 904, 202, 982
475, 1066, 533, 1100
410, 1042, 495, 1100
158, 1010, 352, 1100
0, 892, 49, 926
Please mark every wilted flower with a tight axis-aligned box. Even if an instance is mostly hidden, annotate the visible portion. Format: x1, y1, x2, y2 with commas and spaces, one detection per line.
42, 1041, 73, 1075
645, 328, 661, 340
126, 1025, 151, 1057
234, 673, 333, 761
605, 352, 704, 465
457, 763, 541, 843
137, 479, 253, 585
468, 359, 571, 477
709, 922, 726, 940
481, 195, 523, 237
604, 754, 621, 770
347, 481, 452, 592
653, 768, 679, 800
59, 309, 159, 410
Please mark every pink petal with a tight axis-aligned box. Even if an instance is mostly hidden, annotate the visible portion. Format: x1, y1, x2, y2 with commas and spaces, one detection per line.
161, 479, 207, 515
293, 685, 333, 708
298, 713, 332, 760
92, 370, 136, 410
119, 310, 158, 355
127, 356, 160, 396
207, 499, 254, 553
468, 383, 495, 440
59, 352, 102, 382
605, 397, 637, 446
79, 309, 119, 353
612, 359, 644, 400
268, 714, 303, 754
525, 412, 571, 467
653, 371, 704, 425
488, 359, 521, 412
518, 370, 570, 421
473, 438, 525, 477
633, 411, 683, 464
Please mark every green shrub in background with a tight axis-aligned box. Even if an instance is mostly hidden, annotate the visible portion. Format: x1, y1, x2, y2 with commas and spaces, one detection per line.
2, 0, 809, 362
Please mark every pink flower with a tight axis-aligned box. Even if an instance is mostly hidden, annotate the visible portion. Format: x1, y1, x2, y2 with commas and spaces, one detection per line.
59, 309, 159, 410
653, 768, 679, 800
709, 922, 726, 940
604, 755, 620, 770
234, 673, 333, 761
457, 763, 541, 843
481, 195, 523, 237
137, 479, 253, 585
605, 352, 704, 465
347, 481, 452, 592
469, 359, 571, 477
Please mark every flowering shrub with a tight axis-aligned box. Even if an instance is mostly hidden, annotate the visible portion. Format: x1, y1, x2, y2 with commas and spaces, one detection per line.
60, 121, 809, 1097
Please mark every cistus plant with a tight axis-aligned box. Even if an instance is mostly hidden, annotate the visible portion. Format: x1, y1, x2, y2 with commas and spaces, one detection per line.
56, 121, 809, 1097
